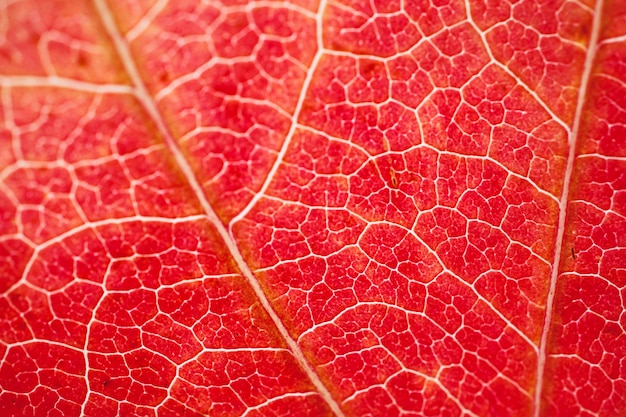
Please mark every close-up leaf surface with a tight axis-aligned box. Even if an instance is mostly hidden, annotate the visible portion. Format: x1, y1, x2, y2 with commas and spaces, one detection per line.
0, 0, 625, 416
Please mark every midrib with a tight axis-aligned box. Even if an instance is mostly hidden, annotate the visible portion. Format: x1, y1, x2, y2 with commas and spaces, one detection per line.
91, 0, 345, 416
532, 0, 604, 415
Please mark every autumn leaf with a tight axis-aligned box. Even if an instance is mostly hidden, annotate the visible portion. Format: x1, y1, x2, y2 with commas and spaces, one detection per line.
1, 0, 625, 416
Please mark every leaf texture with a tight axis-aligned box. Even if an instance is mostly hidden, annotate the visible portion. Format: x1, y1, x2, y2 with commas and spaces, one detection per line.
0, 0, 625, 416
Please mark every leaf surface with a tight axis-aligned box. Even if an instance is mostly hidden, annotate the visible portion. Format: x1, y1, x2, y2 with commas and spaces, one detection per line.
1, 0, 625, 416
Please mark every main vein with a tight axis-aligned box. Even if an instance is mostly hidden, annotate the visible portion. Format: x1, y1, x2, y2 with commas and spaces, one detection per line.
92, 0, 344, 415
532, 0, 604, 415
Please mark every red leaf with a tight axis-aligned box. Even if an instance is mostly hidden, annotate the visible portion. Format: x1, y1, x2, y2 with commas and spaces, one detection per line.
1, 0, 625, 416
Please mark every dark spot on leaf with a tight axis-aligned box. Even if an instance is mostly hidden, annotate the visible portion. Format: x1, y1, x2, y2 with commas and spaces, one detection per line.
159, 71, 171, 83
390, 168, 398, 188
76, 51, 88, 67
